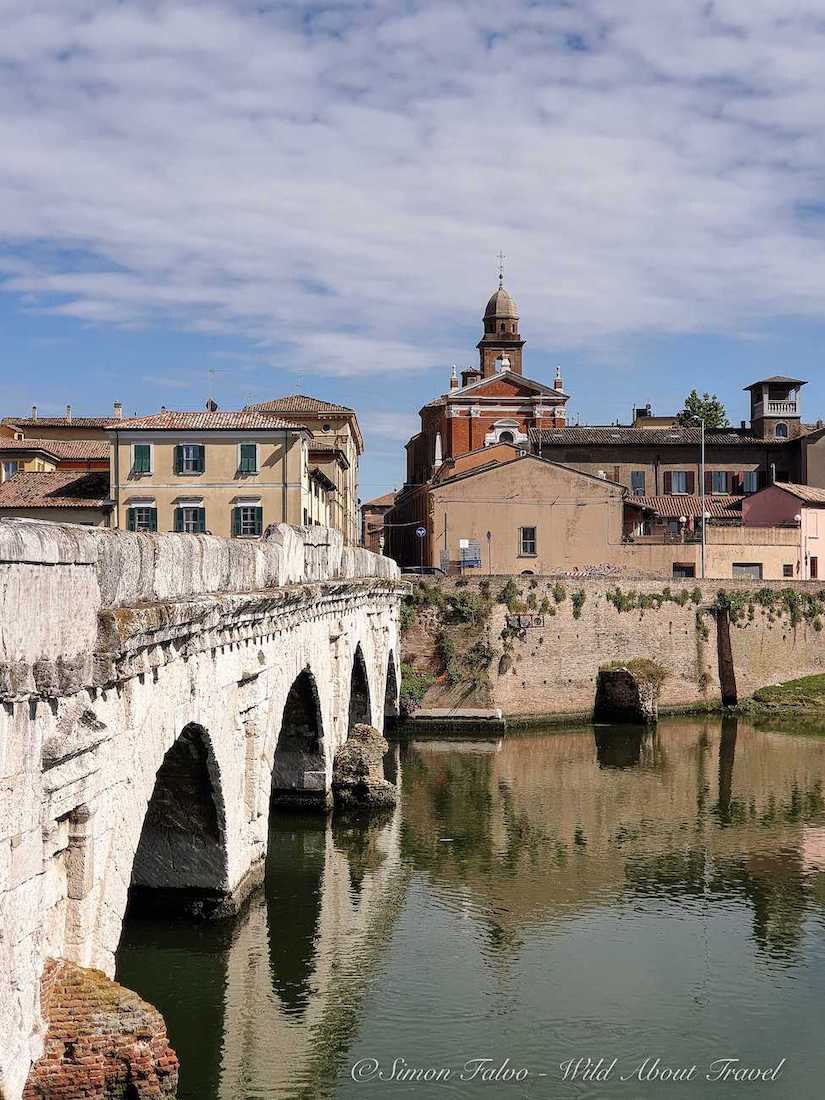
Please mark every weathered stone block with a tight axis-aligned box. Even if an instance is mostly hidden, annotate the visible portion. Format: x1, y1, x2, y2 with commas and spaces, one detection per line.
332, 724, 397, 810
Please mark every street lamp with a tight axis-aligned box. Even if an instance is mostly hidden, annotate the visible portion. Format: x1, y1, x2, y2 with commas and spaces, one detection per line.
689, 416, 706, 579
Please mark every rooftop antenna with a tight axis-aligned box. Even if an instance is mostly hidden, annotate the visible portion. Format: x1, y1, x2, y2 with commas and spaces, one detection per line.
497, 249, 506, 287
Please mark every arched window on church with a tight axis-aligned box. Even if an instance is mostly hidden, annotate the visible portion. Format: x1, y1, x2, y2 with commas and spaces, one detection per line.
499, 431, 515, 444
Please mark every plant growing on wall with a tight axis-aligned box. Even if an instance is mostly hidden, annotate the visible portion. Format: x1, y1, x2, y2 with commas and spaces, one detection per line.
571, 590, 586, 619
400, 663, 436, 716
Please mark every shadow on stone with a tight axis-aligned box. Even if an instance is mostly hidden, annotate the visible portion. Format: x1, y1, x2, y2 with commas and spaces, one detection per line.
332, 724, 398, 811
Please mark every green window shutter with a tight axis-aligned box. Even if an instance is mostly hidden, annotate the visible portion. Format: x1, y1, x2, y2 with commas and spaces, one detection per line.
175, 445, 183, 474
253, 506, 263, 535
127, 509, 136, 532
134, 444, 150, 474
196, 508, 206, 533
174, 509, 183, 532
148, 508, 158, 531
232, 508, 241, 536
195, 445, 205, 473
240, 443, 256, 472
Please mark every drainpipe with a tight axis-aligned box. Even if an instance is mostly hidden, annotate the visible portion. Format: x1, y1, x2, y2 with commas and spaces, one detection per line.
282, 430, 288, 524
112, 430, 120, 529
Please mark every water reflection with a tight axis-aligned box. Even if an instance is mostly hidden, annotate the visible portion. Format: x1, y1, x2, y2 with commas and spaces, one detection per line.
117, 719, 825, 1099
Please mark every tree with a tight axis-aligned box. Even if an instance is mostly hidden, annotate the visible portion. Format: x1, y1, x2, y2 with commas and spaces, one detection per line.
676, 389, 729, 429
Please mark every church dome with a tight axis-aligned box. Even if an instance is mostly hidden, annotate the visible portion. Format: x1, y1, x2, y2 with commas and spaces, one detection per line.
484, 284, 519, 319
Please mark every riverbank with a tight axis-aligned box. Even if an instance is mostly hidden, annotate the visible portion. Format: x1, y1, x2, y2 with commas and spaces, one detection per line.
400, 576, 825, 722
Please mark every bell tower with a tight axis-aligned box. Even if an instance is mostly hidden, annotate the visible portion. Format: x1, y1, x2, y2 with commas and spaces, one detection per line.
477, 259, 525, 377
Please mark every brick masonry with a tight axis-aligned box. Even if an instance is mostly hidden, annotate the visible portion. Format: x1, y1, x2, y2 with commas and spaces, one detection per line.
22, 960, 177, 1100
403, 576, 825, 718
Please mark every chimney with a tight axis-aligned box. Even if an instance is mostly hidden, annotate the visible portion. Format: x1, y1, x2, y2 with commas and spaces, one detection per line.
741, 420, 746, 430
769, 463, 776, 484
554, 366, 564, 391
65, 404, 72, 422
31, 405, 37, 420
449, 364, 459, 391
113, 400, 123, 419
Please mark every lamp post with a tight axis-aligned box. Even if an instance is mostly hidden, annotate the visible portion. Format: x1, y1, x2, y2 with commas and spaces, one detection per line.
690, 416, 706, 579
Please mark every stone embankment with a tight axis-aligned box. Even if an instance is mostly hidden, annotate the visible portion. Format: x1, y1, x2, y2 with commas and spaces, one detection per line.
400, 576, 825, 722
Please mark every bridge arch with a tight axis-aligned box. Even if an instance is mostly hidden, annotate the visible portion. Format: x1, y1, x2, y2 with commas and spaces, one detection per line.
348, 643, 372, 729
127, 721, 230, 917
271, 668, 328, 810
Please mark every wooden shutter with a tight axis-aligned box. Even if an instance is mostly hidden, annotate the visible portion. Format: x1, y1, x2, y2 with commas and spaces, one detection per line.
196, 445, 205, 473
174, 508, 183, 532
127, 509, 136, 532
175, 445, 183, 474
253, 506, 263, 535
704, 472, 713, 494
663, 471, 673, 494
240, 444, 256, 472
148, 508, 157, 531
686, 471, 695, 494
232, 508, 241, 536
196, 508, 206, 533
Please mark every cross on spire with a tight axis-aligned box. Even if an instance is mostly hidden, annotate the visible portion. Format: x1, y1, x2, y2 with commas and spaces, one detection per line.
497, 249, 505, 286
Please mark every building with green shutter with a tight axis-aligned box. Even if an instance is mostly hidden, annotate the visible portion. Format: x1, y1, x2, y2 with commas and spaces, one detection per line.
106, 409, 330, 538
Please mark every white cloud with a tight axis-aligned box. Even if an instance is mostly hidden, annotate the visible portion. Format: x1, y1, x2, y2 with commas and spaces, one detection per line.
2, 0, 825, 374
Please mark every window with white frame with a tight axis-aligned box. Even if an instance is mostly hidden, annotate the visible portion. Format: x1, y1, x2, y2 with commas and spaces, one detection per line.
711, 470, 728, 494
233, 501, 263, 537
175, 501, 206, 533
671, 471, 689, 494
175, 443, 205, 474
519, 526, 537, 556
127, 501, 157, 531
743, 470, 759, 494
1, 461, 20, 482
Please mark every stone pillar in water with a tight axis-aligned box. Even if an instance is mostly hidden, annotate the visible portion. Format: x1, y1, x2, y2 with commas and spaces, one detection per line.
332, 725, 398, 810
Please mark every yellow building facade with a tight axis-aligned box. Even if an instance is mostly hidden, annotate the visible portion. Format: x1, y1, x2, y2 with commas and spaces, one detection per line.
107, 411, 328, 538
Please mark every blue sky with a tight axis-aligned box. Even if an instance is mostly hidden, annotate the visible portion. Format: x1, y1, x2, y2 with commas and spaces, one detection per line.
2, 1, 825, 501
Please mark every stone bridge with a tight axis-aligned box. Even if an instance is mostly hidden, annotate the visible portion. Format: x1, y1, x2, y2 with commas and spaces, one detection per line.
0, 519, 402, 1100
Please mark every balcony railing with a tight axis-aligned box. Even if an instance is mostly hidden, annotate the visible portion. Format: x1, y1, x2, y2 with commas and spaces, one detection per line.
753, 400, 797, 418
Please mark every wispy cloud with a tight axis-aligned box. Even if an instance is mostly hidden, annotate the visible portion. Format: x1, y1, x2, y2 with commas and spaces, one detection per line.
2, 1, 825, 375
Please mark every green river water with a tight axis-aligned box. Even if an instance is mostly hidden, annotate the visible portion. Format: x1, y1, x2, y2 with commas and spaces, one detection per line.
116, 717, 825, 1099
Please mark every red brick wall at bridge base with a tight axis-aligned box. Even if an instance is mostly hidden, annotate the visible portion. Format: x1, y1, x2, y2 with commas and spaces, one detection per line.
22, 959, 178, 1100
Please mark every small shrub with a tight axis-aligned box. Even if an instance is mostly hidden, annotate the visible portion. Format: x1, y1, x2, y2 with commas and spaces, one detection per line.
552, 582, 567, 604
571, 590, 586, 619
399, 663, 435, 716
539, 596, 551, 614
498, 578, 521, 610
601, 657, 669, 690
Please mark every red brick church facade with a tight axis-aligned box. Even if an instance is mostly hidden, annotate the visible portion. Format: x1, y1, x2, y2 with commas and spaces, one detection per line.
403, 279, 568, 485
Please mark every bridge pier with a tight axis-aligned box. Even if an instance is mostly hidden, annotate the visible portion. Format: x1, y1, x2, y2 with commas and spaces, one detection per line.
0, 520, 401, 1100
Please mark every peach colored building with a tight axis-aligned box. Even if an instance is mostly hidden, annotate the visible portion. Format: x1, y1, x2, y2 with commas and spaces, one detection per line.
742, 483, 825, 580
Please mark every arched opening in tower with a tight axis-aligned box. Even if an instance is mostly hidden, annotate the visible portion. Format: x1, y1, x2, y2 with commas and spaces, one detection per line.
126, 722, 229, 918
271, 668, 328, 810
348, 644, 372, 729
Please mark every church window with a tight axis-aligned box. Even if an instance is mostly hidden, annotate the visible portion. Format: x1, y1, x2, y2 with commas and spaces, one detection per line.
499, 431, 515, 444
774, 422, 788, 438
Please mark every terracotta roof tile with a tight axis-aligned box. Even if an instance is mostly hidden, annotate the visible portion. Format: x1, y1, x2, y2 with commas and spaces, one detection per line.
0, 438, 109, 460
105, 411, 307, 431
362, 491, 396, 508
532, 426, 772, 447
243, 394, 355, 414
634, 494, 744, 518
774, 483, 825, 504
0, 470, 111, 509
3, 416, 114, 428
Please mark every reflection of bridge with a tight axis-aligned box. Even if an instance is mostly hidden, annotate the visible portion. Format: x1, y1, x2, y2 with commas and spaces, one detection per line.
0, 520, 402, 1100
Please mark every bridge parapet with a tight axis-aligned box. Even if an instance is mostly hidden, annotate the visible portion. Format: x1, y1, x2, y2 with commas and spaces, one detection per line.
0, 519, 399, 702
